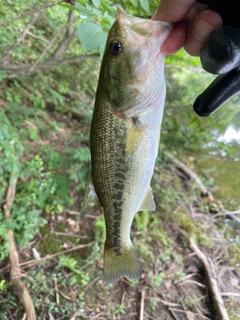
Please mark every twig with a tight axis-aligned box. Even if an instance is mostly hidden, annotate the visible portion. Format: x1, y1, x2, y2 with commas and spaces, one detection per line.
144, 313, 157, 320
212, 210, 240, 219
167, 154, 214, 201
219, 204, 240, 222
174, 273, 199, 284
26, 31, 49, 43
29, 25, 66, 73
189, 238, 229, 320
84, 276, 101, 292
0, 1, 63, 26
2, 54, 99, 79
21, 314, 27, 320
1, 11, 43, 63
52, 231, 90, 239
145, 297, 180, 307
90, 312, 106, 320
221, 292, 240, 297
50, 10, 77, 60
139, 287, 145, 320
69, 311, 79, 320
179, 282, 205, 319
3, 177, 36, 320
54, 276, 60, 305
58, 289, 72, 301
48, 312, 55, 320
168, 308, 181, 320
21, 241, 95, 267
180, 279, 206, 288
0, 242, 95, 274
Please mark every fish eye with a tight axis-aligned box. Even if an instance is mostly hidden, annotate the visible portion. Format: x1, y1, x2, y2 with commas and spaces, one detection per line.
111, 40, 122, 55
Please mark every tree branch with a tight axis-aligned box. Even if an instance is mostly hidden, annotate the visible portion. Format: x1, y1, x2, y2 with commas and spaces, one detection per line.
189, 238, 229, 320
1, 54, 99, 79
0, 1, 65, 26
3, 176, 36, 320
49, 10, 77, 61
0, 10, 43, 64
29, 25, 67, 73
26, 31, 49, 44
167, 153, 215, 201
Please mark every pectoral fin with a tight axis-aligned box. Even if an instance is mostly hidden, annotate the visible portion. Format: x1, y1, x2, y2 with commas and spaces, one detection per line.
81, 176, 100, 218
125, 123, 146, 160
139, 187, 156, 212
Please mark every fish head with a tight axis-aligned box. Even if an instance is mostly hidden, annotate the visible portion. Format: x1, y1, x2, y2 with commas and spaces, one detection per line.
100, 8, 172, 112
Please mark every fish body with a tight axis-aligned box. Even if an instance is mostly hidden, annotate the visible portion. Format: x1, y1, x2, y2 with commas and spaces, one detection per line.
81, 8, 172, 283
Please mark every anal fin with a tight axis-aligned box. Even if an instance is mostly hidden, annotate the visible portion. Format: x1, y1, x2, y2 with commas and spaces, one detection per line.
139, 187, 156, 212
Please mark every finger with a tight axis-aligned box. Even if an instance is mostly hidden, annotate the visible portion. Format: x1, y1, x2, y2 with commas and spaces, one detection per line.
161, 22, 186, 54
152, 0, 201, 22
193, 69, 240, 116
184, 10, 222, 56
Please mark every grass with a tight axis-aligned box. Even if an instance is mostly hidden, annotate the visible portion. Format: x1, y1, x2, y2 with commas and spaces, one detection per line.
0, 58, 239, 320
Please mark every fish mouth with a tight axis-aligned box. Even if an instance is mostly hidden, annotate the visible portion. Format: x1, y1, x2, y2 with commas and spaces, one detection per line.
116, 7, 172, 50
116, 7, 172, 38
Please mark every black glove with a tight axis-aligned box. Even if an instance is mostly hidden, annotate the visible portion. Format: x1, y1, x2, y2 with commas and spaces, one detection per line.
193, 0, 240, 116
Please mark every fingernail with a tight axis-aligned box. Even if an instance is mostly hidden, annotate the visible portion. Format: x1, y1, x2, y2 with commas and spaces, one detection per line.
192, 20, 214, 43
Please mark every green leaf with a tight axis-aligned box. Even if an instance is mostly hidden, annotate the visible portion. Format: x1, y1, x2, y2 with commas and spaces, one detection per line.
75, 2, 92, 17
130, 0, 138, 6
139, 0, 149, 12
91, 0, 100, 8
28, 126, 38, 141
77, 22, 107, 53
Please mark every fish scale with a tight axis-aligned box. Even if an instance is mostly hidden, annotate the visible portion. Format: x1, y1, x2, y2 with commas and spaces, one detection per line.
91, 94, 130, 248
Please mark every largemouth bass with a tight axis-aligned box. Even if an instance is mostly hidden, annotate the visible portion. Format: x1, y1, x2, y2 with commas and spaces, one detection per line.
81, 8, 172, 284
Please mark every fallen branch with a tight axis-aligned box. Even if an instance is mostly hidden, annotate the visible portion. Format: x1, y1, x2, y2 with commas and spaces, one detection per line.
0, 242, 95, 275
167, 154, 240, 224
189, 238, 229, 320
2, 54, 99, 79
3, 177, 36, 320
139, 287, 145, 320
212, 209, 240, 222
145, 297, 180, 307
167, 154, 214, 201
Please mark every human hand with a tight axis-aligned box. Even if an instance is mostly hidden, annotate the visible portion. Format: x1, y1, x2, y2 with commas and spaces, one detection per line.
153, 0, 240, 117
152, 0, 222, 56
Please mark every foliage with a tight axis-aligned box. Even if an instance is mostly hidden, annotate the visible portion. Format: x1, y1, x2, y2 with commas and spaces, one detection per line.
0, 0, 239, 319
135, 210, 149, 232
71, 0, 155, 55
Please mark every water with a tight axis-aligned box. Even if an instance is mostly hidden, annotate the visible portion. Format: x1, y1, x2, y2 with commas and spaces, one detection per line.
195, 124, 240, 209
164, 67, 240, 209
218, 126, 240, 144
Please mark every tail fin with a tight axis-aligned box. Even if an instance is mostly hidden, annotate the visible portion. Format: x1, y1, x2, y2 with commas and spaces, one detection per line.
103, 243, 142, 284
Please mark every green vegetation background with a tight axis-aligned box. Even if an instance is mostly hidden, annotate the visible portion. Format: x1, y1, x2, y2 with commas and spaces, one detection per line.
0, 0, 239, 319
